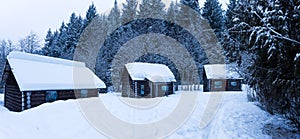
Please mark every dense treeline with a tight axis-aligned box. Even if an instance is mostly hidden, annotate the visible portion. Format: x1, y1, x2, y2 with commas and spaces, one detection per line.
225, 0, 300, 130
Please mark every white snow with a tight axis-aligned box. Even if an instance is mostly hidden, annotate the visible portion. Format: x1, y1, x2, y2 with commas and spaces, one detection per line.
233, 17, 239, 22
1, 85, 296, 138
125, 62, 176, 82
7, 52, 106, 91
295, 53, 300, 61
204, 64, 242, 79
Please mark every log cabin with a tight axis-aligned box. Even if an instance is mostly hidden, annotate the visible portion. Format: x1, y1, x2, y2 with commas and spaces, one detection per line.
122, 62, 176, 98
1, 51, 106, 112
203, 64, 243, 92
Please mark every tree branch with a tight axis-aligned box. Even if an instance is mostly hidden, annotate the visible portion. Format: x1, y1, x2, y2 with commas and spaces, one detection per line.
251, 11, 300, 45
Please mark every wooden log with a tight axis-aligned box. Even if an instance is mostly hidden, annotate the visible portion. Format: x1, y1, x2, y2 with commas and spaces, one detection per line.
5, 99, 22, 108
5, 89, 21, 95
5, 102, 22, 112
30, 101, 45, 107
30, 97, 46, 102
5, 95, 22, 104
30, 93, 45, 97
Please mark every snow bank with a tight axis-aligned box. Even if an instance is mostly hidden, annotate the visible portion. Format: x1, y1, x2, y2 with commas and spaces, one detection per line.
0, 99, 106, 139
1, 86, 298, 138
0, 94, 4, 108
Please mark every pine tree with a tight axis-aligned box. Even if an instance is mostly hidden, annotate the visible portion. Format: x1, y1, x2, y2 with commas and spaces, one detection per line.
222, 0, 238, 63
138, 0, 166, 19
84, 3, 98, 28
201, 0, 224, 39
121, 0, 138, 24
42, 29, 54, 56
42, 29, 61, 57
166, 1, 179, 22
56, 22, 68, 58
63, 13, 84, 59
176, 0, 201, 30
108, 0, 121, 32
225, 0, 236, 29
180, 0, 200, 13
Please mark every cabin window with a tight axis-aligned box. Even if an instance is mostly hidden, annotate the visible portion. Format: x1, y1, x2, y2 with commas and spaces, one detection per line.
162, 86, 169, 91
140, 85, 145, 95
230, 81, 238, 87
46, 91, 57, 102
81, 90, 88, 98
213, 81, 223, 89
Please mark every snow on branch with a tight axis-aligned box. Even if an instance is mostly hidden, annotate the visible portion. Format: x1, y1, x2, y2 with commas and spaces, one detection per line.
251, 11, 300, 45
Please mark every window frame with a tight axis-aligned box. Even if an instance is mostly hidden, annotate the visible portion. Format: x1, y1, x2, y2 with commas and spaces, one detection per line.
45, 91, 57, 102
80, 90, 88, 98
213, 81, 223, 89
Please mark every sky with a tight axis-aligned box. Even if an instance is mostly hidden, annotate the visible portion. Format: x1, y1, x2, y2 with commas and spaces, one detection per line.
0, 0, 228, 43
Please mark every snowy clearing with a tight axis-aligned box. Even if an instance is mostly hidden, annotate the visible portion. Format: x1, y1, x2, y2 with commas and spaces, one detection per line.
0, 86, 299, 139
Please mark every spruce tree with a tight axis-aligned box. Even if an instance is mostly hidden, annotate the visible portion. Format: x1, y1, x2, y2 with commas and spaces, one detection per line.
166, 1, 179, 22
177, 0, 203, 30
84, 3, 98, 28
138, 0, 166, 19
108, 0, 121, 32
42, 29, 54, 56
180, 0, 200, 13
225, 0, 236, 29
121, 0, 138, 24
63, 13, 84, 59
201, 0, 224, 39
57, 22, 67, 57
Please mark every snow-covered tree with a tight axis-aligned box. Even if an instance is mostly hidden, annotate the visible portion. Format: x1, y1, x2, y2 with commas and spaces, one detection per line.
62, 13, 84, 59
42, 29, 61, 57
84, 3, 98, 28
19, 32, 41, 54
1, 40, 15, 59
201, 0, 224, 39
233, 0, 300, 130
166, 1, 179, 22
55, 22, 68, 57
222, 0, 238, 63
225, 0, 236, 29
42, 29, 54, 56
180, 0, 200, 13
108, 0, 121, 32
121, 0, 138, 24
138, 0, 166, 18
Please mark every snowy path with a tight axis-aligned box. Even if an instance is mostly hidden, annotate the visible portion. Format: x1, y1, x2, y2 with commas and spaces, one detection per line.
0, 90, 281, 139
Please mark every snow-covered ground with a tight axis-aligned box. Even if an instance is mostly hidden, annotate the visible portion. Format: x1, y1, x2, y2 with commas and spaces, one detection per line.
0, 87, 299, 139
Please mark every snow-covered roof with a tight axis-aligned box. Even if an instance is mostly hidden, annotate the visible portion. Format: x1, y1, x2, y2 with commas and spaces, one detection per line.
204, 64, 243, 79
125, 62, 176, 83
7, 51, 106, 91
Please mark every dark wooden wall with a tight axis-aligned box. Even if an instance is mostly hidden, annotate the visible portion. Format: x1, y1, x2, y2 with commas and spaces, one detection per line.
204, 79, 242, 92
203, 69, 210, 92
4, 70, 22, 112
150, 82, 174, 97
226, 79, 242, 91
